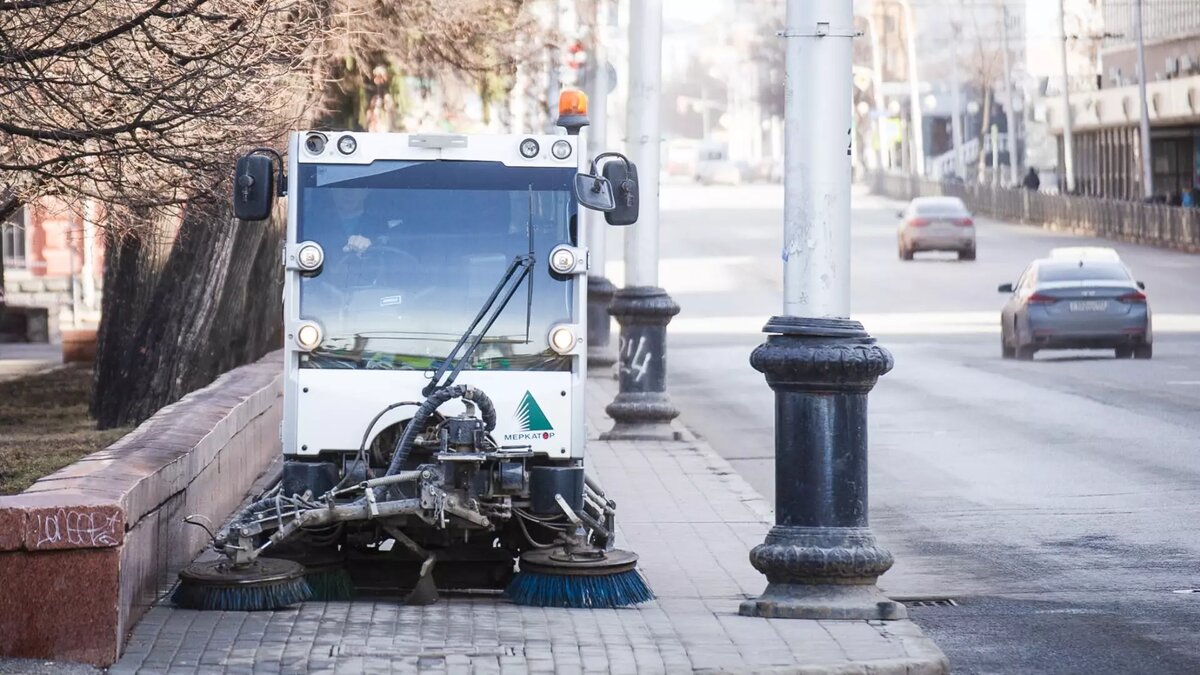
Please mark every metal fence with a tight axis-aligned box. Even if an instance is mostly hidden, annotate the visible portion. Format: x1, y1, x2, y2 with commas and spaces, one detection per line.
870, 172, 1200, 253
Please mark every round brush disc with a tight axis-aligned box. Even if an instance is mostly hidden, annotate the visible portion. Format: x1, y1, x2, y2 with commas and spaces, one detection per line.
517, 547, 639, 576
178, 557, 307, 588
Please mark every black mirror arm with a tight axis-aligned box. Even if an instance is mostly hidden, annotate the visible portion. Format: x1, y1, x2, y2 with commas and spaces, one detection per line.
589, 151, 633, 175
245, 146, 288, 197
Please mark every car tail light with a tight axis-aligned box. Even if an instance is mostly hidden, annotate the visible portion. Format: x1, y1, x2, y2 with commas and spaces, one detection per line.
1027, 293, 1056, 305
955, 218, 974, 227
909, 218, 930, 227
1118, 290, 1147, 303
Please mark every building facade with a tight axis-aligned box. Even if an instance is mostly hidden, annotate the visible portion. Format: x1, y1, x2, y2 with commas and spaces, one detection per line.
1, 199, 104, 339
1044, 0, 1200, 200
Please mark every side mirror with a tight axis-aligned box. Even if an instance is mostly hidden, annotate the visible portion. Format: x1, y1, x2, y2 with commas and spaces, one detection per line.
897, 210, 905, 219
1137, 281, 1146, 290
574, 173, 616, 212
998, 283, 1014, 293
234, 155, 275, 221
602, 159, 639, 226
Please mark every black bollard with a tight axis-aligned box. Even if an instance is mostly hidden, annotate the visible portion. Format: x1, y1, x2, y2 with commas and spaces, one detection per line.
587, 276, 617, 369
601, 286, 680, 441
739, 316, 906, 621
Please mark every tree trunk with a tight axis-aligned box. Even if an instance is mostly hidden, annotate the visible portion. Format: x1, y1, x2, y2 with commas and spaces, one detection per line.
91, 217, 168, 425
92, 200, 282, 429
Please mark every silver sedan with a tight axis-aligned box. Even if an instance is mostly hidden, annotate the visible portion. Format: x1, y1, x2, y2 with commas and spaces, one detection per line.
897, 197, 976, 261
999, 258, 1152, 360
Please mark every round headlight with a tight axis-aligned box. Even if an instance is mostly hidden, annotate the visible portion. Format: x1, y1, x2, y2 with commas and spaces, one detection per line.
549, 326, 576, 354
519, 138, 540, 159
549, 247, 576, 274
551, 140, 573, 160
295, 323, 322, 351
296, 243, 324, 271
337, 135, 357, 155
304, 133, 327, 155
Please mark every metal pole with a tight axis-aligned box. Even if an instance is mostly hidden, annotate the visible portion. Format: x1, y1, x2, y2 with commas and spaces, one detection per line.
1134, 0, 1154, 199
586, 0, 617, 368
782, 6, 850, 318
546, 0, 562, 132
623, 0, 660, 289
861, 11, 888, 171
1000, 3, 1020, 186
950, 18, 966, 181
1057, 0, 1077, 193
899, 0, 926, 176
603, 0, 680, 441
741, 0, 902, 622
991, 124, 1000, 186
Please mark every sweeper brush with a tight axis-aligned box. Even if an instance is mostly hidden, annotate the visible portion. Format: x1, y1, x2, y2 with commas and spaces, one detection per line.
172, 558, 310, 611
507, 547, 653, 609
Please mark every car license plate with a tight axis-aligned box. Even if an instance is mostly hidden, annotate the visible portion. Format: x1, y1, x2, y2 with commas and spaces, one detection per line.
1068, 300, 1108, 312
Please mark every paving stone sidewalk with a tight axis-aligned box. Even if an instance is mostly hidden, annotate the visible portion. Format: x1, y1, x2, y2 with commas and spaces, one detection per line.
109, 376, 948, 674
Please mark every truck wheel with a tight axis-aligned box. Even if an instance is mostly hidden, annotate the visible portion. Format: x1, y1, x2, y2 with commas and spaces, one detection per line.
1001, 332, 1015, 359
1015, 344, 1035, 361
1134, 344, 1153, 360
958, 248, 976, 261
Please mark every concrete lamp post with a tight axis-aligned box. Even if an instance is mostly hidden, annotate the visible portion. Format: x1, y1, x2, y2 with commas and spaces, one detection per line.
602, 0, 681, 442
739, 0, 904, 621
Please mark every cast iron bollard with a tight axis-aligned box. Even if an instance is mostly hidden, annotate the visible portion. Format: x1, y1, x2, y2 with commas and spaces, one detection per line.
587, 276, 617, 369
739, 316, 906, 621
601, 286, 680, 441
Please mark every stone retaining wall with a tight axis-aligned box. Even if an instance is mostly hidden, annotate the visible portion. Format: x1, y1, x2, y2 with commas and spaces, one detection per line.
0, 352, 283, 666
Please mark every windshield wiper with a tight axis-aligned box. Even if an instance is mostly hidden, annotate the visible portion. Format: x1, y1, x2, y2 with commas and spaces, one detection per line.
422, 187, 537, 397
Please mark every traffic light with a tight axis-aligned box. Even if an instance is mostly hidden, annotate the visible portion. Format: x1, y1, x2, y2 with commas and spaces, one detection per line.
566, 40, 587, 70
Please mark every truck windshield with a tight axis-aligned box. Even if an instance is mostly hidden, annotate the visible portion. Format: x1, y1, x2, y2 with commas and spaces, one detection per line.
296, 160, 576, 371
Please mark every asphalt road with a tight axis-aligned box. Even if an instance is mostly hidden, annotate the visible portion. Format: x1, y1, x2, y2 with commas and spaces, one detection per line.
603, 182, 1200, 675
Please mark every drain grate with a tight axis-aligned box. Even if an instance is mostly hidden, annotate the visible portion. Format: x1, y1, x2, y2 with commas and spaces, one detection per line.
900, 597, 959, 608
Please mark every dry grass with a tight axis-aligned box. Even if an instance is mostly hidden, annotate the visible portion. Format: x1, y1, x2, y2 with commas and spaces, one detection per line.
0, 365, 129, 495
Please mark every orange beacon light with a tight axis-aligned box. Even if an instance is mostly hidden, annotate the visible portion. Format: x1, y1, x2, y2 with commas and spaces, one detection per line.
556, 88, 590, 135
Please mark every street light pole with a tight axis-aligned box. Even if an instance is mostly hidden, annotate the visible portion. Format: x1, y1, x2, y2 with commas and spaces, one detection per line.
1000, 2, 1020, 187
950, 18, 966, 180
603, 0, 680, 441
545, 0, 562, 132
1057, 0, 1077, 193
1134, 0, 1154, 199
586, 0, 617, 368
898, 0, 926, 176
860, 11, 889, 171
740, 0, 903, 621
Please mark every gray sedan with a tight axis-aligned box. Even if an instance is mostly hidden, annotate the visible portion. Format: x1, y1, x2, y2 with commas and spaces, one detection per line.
897, 197, 976, 261
999, 258, 1152, 360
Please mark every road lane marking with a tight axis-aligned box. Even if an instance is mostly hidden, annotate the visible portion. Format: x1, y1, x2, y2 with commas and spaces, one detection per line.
670, 312, 1200, 336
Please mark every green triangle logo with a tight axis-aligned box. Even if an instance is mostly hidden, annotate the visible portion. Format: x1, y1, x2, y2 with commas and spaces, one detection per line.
515, 391, 553, 432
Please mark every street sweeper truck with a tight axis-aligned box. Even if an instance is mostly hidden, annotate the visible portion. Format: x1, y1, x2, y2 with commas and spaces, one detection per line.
173, 90, 651, 611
